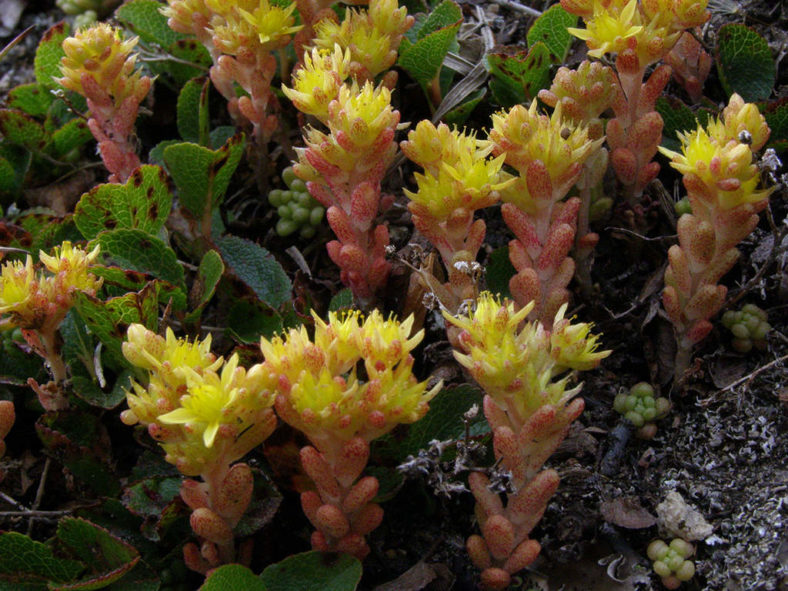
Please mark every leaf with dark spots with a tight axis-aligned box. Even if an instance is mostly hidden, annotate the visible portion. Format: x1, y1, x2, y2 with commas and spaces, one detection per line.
74, 165, 173, 239
486, 42, 553, 107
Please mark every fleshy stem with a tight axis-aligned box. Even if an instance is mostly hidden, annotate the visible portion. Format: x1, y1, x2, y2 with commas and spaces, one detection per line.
538, 60, 617, 298
58, 24, 151, 183
444, 293, 610, 590
658, 94, 772, 381
562, 0, 711, 203
489, 101, 603, 327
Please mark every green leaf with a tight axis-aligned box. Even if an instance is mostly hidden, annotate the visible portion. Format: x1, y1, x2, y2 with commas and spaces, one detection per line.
763, 99, 788, 152
716, 24, 775, 102
73, 283, 159, 367
443, 88, 485, 127
200, 565, 266, 591
226, 299, 283, 344
53, 518, 140, 590
0, 109, 47, 151
177, 77, 210, 145
36, 412, 121, 497
34, 22, 70, 91
486, 42, 553, 107
92, 266, 187, 311
398, 2, 462, 85
163, 134, 245, 220
216, 235, 291, 309
121, 476, 185, 541
328, 288, 353, 312
75, 165, 172, 239
485, 246, 515, 299
190, 248, 224, 311
376, 384, 487, 461
115, 0, 210, 84
526, 4, 577, 62
0, 142, 31, 197
48, 118, 92, 158
260, 551, 362, 591
95, 229, 185, 287
7, 83, 54, 118
115, 0, 182, 48
411, 0, 462, 40
0, 532, 83, 586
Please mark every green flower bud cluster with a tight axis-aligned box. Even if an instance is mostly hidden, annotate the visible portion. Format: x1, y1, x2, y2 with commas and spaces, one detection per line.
613, 382, 671, 439
673, 196, 692, 216
268, 167, 325, 239
721, 304, 770, 353
647, 538, 695, 589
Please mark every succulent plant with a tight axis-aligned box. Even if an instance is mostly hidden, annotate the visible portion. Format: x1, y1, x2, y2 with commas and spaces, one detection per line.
268, 167, 325, 239
614, 382, 671, 439
647, 538, 696, 589
721, 303, 770, 353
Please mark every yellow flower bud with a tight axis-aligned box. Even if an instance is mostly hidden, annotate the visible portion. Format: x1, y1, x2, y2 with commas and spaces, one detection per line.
283, 45, 352, 121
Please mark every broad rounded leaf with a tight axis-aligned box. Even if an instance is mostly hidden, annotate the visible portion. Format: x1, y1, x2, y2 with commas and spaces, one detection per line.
217, 235, 291, 309
716, 24, 775, 102
260, 551, 362, 591
200, 565, 266, 591
34, 22, 69, 90
75, 165, 173, 239
526, 4, 577, 62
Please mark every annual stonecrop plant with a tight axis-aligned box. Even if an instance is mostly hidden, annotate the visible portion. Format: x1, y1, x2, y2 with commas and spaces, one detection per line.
58, 23, 152, 183
268, 166, 325, 239
121, 324, 277, 573
163, 0, 301, 150
489, 100, 603, 326
0, 243, 102, 411
658, 93, 772, 379
562, 0, 710, 201
444, 292, 610, 590
285, 64, 401, 306
260, 309, 441, 559
401, 121, 512, 314
312, 0, 413, 86
538, 60, 617, 296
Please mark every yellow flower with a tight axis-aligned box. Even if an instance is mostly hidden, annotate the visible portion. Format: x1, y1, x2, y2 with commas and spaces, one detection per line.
313, 0, 411, 80
356, 310, 423, 371
238, 0, 301, 49
58, 24, 146, 104
550, 304, 611, 371
444, 292, 608, 419
159, 353, 243, 447
401, 121, 492, 177
327, 81, 398, 150
659, 95, 772, 211
161, 0, 214, 34
283, 45, 352, 121
490, 101, 601, 209
405, 154, 510, 221
39, 242, 102, 295
264, 308, 439, 444
567, 0, 643, 58
0, 256, 37, 317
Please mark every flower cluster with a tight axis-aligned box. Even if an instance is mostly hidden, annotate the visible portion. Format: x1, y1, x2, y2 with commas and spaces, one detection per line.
401, 121, 512, 309
312, 0, 413, 84
658, 94, 772, 378
122, 324, 276, 475
562, 0, 711, 200
564, 0, 709, 69
58, 24, 151, 182
122, 324, 277, 573
261, 309, 440, 558
288, 78, 401, 305
489, 101, 602, 325
444, 293, 609, 589
163, 0, 302, 144
0, 243, 102, 410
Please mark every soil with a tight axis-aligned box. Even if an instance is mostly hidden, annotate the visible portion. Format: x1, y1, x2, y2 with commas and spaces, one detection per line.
0, 1, 786, 590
